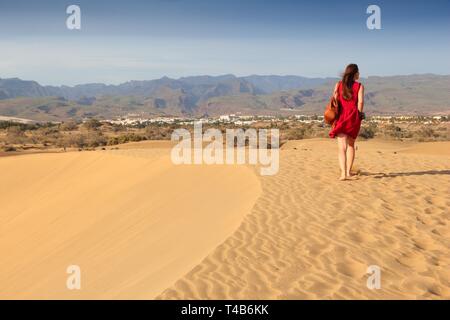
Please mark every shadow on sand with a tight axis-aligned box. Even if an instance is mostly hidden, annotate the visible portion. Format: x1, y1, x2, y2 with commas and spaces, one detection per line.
360, 170, 450, 179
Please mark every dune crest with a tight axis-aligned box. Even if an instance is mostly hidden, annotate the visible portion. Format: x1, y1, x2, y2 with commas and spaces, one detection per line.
0, 147, 261, 299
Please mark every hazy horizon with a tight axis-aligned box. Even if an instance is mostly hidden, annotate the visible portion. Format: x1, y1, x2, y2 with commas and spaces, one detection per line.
3, 72, 450, 88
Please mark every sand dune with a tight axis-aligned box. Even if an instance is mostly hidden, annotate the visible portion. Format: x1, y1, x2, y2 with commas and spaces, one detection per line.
158, 139, 450, 299
0, 148, 260, 299
1, 139, 449, 299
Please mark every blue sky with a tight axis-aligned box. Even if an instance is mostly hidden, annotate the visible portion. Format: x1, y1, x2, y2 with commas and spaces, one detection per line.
0, 0, 449, 85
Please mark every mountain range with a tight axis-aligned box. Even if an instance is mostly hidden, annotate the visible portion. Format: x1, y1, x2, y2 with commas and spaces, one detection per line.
0, 74, 449, 121
0, 75, 336, 100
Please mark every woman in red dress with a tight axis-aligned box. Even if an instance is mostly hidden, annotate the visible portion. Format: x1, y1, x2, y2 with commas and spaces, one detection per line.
329, 64, 365, 180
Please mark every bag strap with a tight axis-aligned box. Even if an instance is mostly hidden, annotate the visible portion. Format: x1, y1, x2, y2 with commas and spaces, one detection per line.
333, 81, 341, 102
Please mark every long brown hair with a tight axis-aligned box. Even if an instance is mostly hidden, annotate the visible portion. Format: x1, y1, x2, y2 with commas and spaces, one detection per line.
341, 64, 359, 100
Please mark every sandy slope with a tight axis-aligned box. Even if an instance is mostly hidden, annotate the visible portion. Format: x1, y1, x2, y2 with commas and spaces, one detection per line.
0, 148, 260, 299
1, 139, 449, 299
158, 139, 450, 299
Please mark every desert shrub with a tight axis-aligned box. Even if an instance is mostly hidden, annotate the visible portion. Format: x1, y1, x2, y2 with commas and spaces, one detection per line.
56, 136, 69, 149
86, 131, 107, 147
434, 125, 450, 140
2, 145, 16, 152
107, 136, 120, 146
316, 126, 331, 138
29, 127, 61, 145
107, 133, 146, 145
0, 121, 17, 130
111, 124, 125, 133
144, 126, 172, 140
0, 121, 11, 130
36, 126, 59, 136
413, 126, 440, 141
283, 127, 306, 140
6, 126, 27, 144
418, 127, 438, 137
381, 124, 412, 139
0, 121, 41, 131
65, 133, 86, 148
359, 124, 377, 139
83, 119, 102, 131
60, 121, 78, 131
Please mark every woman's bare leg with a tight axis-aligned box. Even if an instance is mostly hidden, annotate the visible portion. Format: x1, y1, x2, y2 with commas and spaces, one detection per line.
346, 137, 355, 176
337, 134, 348, 180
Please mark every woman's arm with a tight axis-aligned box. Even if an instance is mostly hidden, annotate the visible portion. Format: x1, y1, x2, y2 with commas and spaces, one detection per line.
358, 84, 364, 112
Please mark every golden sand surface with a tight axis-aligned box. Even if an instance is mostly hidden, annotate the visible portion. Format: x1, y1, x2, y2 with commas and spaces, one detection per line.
159, 139, 450, 299
1, 139, 449, 299
0, 147, 260, 299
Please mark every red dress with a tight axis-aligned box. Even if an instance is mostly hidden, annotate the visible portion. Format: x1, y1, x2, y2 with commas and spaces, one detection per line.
329, 81, 362, 139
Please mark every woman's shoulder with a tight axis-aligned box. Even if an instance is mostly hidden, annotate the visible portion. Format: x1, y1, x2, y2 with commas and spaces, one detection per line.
354, 81, 364, 89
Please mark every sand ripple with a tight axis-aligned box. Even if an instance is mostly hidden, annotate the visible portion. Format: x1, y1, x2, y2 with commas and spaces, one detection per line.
158, 140, 450, 299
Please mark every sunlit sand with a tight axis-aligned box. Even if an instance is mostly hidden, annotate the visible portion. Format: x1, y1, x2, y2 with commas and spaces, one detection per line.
0, 145, 260, 299
1, 140, 449, 299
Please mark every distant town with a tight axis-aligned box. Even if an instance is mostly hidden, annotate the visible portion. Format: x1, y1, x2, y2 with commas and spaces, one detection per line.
1, 113, 448, 128
105, 114, 449, 127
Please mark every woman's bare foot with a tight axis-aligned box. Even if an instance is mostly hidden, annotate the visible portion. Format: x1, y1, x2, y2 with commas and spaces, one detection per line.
347, 169, 361, 177
339, 174, 347, 181
346, 174, 359, 180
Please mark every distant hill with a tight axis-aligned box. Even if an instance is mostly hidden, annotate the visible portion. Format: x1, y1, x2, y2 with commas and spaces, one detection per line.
0, 78, 53, 99
0, 74, 449, 121
0, 75, 262, 100
242, 75, 336, 93
201, 74, 450, 116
